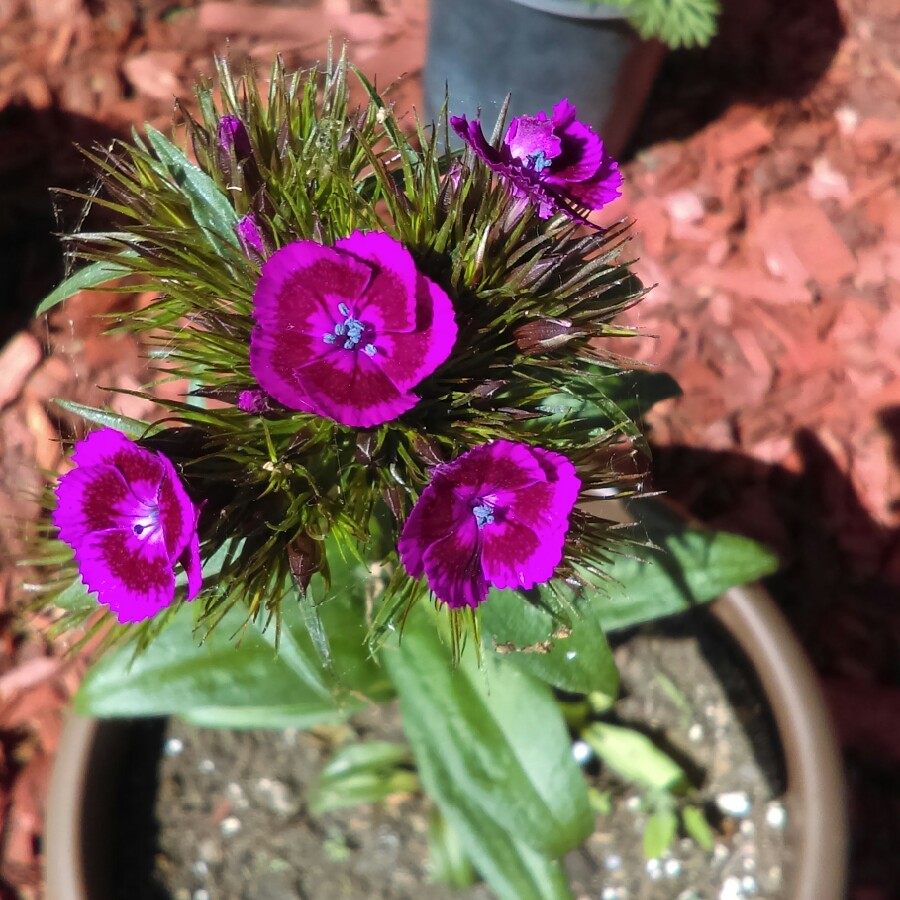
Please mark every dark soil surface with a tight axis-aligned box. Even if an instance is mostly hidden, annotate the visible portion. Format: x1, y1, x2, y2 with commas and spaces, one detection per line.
109, 610, 789, 900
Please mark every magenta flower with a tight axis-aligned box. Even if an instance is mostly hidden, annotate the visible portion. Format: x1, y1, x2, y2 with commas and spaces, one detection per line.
53, 428, 201, 623
249, 231, 457, 427
398, 441, 580, 608
451, 99, 622, 220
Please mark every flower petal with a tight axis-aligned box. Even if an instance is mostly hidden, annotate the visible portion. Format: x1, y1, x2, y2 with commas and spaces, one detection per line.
450, 115, 504, 169
371, 272, 457, 390
249, 323, 330, 412
53, 464, 145, 549
180, 529, 202, 602
504, 112, 561, 165
334, 231, 417, 332
70, 428, 163, 505
480, 518, 559, 590
510, 446, 581, 533
253, 241, 373, 334
157, 454, 196, 562
75, 528, 176, 623
422, 517, 489, 608
296, 349, 418, 427
399, 475, 470, 577
441, 440, 546, 501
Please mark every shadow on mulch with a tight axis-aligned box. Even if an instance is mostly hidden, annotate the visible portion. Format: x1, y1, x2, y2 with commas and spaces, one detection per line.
650, 411, 900, 899
627, 0, 846, 154
0, 103, 124, 345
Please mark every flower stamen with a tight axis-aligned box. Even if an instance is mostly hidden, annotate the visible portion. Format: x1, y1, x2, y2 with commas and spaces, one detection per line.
472, 501, 495, 529
527, 150, 551, 172
324, 301, 373, 351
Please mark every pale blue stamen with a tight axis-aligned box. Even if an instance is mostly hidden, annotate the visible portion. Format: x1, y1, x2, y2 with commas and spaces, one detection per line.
473, 503, 495, 529
323, 303, 374, 352
528, 150, 551, 173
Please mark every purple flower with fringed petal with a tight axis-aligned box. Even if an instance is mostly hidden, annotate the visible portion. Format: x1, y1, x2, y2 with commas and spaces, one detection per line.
451, 99, 622, 221
398, 441, 580, 608
53, 428, 201, 623
249, 231, 457, 427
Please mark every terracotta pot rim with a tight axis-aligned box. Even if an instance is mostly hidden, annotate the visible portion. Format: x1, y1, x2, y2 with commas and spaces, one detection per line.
711, 583, 848, 900
45, 585, 847, 900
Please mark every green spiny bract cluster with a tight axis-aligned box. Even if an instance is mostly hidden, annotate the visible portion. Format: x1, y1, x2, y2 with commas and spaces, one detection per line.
44, 51, 649, 656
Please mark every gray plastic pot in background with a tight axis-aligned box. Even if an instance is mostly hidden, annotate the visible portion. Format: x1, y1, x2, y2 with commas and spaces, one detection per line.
44, 583, 848, 900
424, 0, 666, 157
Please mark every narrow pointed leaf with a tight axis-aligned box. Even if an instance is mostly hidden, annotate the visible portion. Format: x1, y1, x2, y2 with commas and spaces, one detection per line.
52, 400, 150, 439
144, 125, 240, 252
36, 256, 137, 315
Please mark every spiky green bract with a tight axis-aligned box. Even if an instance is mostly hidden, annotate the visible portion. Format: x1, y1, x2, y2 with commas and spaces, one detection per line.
43, 51, 648, 660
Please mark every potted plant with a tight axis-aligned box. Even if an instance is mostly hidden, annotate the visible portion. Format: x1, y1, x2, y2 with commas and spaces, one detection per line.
30, 52, 844, 899
424, 0, 719, 158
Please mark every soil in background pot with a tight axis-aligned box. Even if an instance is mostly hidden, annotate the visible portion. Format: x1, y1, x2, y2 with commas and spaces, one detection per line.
110, 610, 792, 900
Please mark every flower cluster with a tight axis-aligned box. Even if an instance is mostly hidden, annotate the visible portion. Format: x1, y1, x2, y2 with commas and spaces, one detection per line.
41, 56, 645, 651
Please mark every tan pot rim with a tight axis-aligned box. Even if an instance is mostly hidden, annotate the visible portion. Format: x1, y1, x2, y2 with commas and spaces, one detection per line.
44, 584, 847, 900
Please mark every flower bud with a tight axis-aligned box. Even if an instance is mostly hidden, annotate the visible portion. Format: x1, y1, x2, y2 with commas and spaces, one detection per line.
217, 114, 252, 159
236, 213, 267, 264
515, 318, 581, 353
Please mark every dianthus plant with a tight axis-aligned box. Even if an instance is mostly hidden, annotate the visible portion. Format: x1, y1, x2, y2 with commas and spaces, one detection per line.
36, 51, 652, 652
29, 52, 776, 898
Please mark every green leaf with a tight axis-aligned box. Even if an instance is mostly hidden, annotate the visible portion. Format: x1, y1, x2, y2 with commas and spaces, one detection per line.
643, 807, 678, 859
588, 788, 613, 816
76, 546, 393, 727
383, 604, 592, 877
682, 804, 715, 851
427, 808, 477, 889
36, 256, 137, 315
593, 499, 779, 632
50, 575, 93, 611
317, 740, 413, 781
583, 723, 687, 793
590, 368, 682, 420
482, 585, 619, 697
310, 741, 419, 814
144, 125, 239, 253
52, 399, 151, 439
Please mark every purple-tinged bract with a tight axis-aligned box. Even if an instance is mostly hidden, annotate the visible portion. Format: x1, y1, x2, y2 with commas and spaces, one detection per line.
451, 99, 622, 221
398, 441, 580, 608
53, 428, 201, 623
249, 231, 458, 427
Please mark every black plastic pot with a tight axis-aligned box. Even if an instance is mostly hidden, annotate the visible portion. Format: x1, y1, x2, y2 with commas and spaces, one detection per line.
424, 0, 665, 157
45, 582, 847, 900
